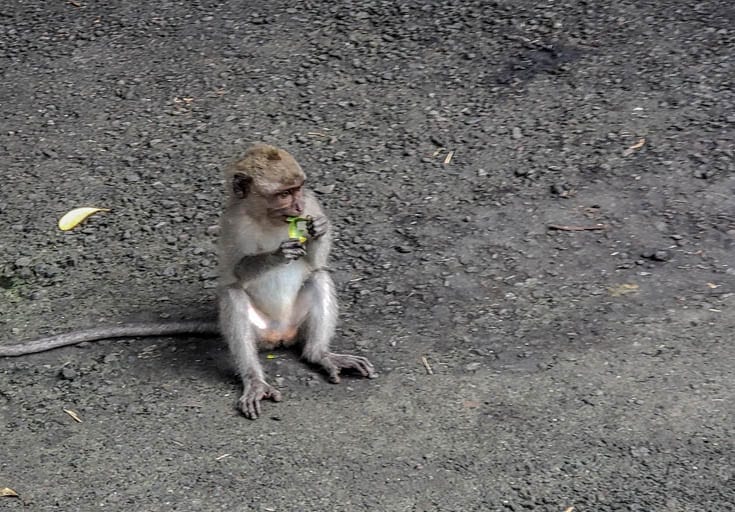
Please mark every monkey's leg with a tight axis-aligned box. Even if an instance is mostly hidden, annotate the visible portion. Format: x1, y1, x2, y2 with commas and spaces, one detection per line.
219, 286, 282, 419
300, 271, 376, 383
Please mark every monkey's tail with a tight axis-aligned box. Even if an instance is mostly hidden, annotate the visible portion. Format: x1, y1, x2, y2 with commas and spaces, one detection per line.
0, 320, 220, 357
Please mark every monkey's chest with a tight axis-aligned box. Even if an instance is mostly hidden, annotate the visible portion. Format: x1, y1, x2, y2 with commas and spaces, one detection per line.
246, 261, 310, 321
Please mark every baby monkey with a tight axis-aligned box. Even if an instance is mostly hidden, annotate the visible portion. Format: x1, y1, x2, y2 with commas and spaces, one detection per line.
0, 143, 375, 419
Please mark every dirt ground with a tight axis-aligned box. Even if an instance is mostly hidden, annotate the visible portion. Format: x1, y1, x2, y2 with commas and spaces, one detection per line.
1, 1, 734, 510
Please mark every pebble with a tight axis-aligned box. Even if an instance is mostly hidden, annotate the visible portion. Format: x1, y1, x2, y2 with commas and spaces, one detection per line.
642, 250, 671, 262
14, 256, 32, 268
59, 367, 77, 380
313, 184, 335, 194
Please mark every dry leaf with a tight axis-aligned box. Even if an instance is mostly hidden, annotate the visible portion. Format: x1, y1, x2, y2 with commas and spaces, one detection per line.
623, 138, 646, 156
629, 138, 646, 150
64, 409, 82, 423
608, 283, 639, 297
564, 507, 575, 512
58, 207, 110, 231
266, 354, 276, 360
1, 488, 19, 498
443, 150, 454, 165
706, 282, 719, 289
463, 400, 481, 409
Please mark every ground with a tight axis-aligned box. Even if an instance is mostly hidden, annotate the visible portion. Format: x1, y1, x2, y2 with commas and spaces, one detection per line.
1, 1, 734, 510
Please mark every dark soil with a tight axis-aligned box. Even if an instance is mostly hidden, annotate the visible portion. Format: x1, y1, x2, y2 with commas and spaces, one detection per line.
1, 1, 734, 510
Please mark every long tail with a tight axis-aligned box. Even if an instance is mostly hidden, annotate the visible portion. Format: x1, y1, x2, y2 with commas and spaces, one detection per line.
0, 320, 220, 357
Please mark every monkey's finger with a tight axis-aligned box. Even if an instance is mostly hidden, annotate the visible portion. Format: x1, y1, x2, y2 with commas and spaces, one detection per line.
341, 355, 375, 377
307, 217, 328, 238
284, 248, 307, 260
239, 392, 262, 419
241, 399, 258, 420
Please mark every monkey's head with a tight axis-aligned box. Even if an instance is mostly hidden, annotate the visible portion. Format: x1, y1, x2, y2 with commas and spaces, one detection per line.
228, 143, 306, 221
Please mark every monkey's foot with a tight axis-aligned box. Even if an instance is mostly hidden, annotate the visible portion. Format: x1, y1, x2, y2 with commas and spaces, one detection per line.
239, 378, 282, 420
320, 352, 376, 384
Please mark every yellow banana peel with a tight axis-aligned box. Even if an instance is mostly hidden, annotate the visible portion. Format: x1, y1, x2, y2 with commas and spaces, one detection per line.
58, 207, 110, 231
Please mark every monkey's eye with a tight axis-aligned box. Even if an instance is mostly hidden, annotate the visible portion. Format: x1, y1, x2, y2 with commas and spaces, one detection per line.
276, 191, 291, 199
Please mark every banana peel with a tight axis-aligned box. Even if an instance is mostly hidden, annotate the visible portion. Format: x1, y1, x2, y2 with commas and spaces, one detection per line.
58, 207, 110, 231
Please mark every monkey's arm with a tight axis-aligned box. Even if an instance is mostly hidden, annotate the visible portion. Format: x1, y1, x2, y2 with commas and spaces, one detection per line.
0, 320, 219, 357
304, 218, 331, 269
233, 239, 306, 282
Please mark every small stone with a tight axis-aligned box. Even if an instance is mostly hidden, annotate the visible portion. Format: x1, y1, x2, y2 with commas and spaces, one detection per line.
550, 183, 568, 195
34, 263, 59, 278
395, 245, 413, 253
14, 256, 32, 268
465, 362, 481, 371
59, 367, 77, 380
477, 168, 488, 177
313, 184, 335, 194
630, 446, 650, 458
512, 127, 523, 139
652, 250, 670, 261
642, 250, 670, 262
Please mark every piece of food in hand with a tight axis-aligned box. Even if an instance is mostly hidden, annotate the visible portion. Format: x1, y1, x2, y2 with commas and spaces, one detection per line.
286, 216, 310, 243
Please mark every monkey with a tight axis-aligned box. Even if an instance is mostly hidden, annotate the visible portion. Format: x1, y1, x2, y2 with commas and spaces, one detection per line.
217, 143, 375, 418
0, 143, 375, 419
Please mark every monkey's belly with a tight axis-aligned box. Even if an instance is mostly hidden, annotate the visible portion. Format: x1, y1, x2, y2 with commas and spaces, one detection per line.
246, 262, 310, 347
247, 304, 300, 347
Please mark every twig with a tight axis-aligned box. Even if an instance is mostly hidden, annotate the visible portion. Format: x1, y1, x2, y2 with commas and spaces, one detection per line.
548, 224, 606, 232
443, 150, 454, 165
63, 409, 82, 423
421, 356, 434, 375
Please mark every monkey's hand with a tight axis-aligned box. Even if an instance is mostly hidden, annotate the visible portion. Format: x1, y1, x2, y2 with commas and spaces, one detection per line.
319, 352, 376, 384
278, 239, 307, 260
239, 378, 283, 420
306, 215, 328, 240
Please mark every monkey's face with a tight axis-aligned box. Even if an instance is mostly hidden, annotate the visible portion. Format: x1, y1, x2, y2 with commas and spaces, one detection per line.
264, 180, 305, 220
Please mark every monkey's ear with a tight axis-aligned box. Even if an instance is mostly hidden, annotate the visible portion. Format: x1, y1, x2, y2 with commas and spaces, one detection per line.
232, 173, 253, 198
266, 148, 281, 161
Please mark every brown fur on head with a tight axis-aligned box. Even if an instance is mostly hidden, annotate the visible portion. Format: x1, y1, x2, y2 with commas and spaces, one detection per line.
227, 143, 305, 199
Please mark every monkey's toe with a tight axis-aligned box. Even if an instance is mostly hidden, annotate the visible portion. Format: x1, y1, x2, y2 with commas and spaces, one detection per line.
324, 353, 376, 380
239, 381, 282, 419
